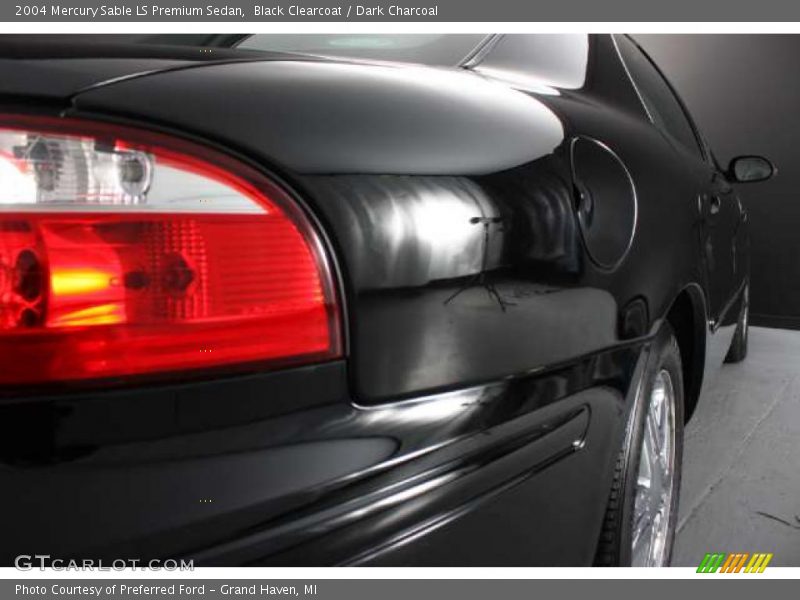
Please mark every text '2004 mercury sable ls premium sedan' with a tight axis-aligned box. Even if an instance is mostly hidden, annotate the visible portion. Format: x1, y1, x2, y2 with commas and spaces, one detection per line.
0, 34, 773, 566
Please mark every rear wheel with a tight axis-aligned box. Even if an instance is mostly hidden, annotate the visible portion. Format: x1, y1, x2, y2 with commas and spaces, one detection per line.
725, 286, 749, 363
594, 323, 684, 566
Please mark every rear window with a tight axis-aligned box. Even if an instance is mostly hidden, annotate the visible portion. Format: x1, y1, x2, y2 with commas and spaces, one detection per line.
236, 34, 487, 66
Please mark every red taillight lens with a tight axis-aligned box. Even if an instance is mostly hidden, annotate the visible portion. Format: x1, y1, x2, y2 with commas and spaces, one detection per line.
0, 117, 341, 385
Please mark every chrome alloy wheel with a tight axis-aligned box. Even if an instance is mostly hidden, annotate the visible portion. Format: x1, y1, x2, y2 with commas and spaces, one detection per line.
742, 288, 749, 342
631, 369, 677, 567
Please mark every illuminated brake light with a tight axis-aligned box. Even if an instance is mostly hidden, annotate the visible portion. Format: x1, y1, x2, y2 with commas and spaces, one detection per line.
0, 116, 341, 386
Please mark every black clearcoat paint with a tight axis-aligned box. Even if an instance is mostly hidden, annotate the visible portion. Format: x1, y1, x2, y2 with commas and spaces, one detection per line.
0, 34, 749, 565
637, 35, 790, 328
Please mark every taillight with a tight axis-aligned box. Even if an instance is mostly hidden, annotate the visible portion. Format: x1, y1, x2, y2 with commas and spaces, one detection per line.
0, 116, 341, 386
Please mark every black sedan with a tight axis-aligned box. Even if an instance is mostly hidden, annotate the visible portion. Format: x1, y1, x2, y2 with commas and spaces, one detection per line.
0, 34, 772, 567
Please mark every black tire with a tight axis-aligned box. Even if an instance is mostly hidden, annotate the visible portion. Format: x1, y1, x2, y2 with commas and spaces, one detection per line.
725, 287, 749, 363
594, 323, 685, 566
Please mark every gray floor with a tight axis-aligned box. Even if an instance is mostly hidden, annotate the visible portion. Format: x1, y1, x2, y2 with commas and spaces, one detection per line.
673, 326, 800, 566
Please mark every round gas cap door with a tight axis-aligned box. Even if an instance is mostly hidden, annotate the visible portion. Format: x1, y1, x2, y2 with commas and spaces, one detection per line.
571, 137, 637, 270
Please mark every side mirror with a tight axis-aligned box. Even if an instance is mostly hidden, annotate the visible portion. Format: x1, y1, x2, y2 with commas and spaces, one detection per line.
728, 155, 776, 183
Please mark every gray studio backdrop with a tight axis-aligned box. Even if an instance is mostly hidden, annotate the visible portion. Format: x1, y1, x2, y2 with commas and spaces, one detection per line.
638, 35, 798, 328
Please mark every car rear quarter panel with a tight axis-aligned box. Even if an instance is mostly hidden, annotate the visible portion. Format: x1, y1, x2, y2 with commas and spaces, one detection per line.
66, 52, 705, 403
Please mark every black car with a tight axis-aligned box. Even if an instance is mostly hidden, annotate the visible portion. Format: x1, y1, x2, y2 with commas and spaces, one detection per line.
0, 34, 772, 567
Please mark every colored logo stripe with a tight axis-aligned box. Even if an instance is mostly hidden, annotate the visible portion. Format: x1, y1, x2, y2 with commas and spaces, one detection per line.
697, 552, 773, 573
721, 553, 749, 573
697, 553, 726, 573
745, 553, 773, 573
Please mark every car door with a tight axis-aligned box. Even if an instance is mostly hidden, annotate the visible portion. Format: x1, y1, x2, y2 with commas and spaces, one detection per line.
614, 35, 739, 355
698, 164, 740, 324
